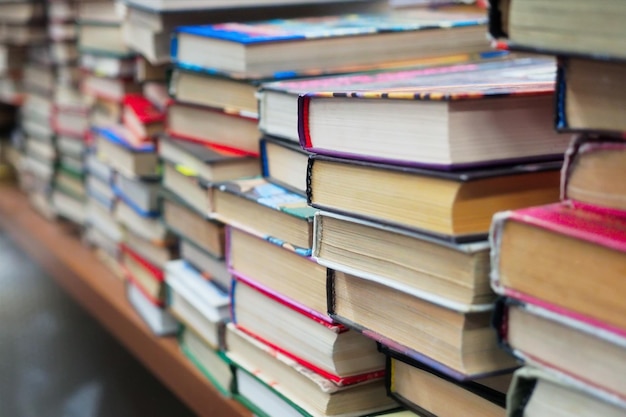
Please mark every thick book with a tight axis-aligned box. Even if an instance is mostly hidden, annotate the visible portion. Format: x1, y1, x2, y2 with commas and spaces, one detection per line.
213, 176, 317, 256
561, 135, 626, 213
179, 238, 231, 292
226, 323, 396, 417
78, 21, 134, 57
113, 173, 161, 217
232, 274, 385, 385
308, 154, 562, 242
314, 211, 493, 309
93, 125, 160, 179
488, 0, 626, 60
171, 8, 489, 79
114, 198, 173, 245
260, 136, 309, 195
158, 134, 260, 183
161, 162, 212, 216
227, 226, 328, 317
556, 57, 626, 135
297, 57, 568, 169
490, 202, 626, 334
385, 348, 508, 417
166, 101, 260, 156
80, 53, 137, 79
328, 269, 517, 380
506, 367, 626, 417
494, 297, 626, 404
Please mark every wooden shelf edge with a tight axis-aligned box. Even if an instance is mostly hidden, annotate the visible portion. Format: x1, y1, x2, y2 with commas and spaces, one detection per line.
0, 184, 251, 417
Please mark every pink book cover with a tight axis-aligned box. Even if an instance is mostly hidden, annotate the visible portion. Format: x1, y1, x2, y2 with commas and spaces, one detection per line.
490, 202, 626, 335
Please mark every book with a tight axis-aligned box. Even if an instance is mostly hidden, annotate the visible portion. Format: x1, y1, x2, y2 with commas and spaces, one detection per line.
308, 155, 562, 241
178, 326, 233, 396
124, 229, 178, 269
158, 134, 260, 183
0, 2, 45, 24
113, 173, 160, 216
329, 269, 518, 379
85, 152, 114, 184
80, 52, 136, 79
179, 238, 231, 292
51, 188, 86, 225
93, 125, 159, 179
125, 0, 387, 13
386, 348, 509, 417
78, 21, 133, 56
78, 1, 124, 25
122, 93, 165, 143
213, 177, 317, 256
561, 135, 626, 213
162, 193, 225, 259
165, 260, 230, 350
260, 136, 309, 195
126, 280, 178, 336
82, 72, 141, 103
135, 57, 167, 82
232, 275, 385, 383
226, 323, 396, 417
85, 196, 124, 242
494, 297, 626, 403
556, 57, 626, 135
161, 162, 212, 216
297, 57, 569, 168
90, 95, 124, 129
507, 367, 626, 417
166, 102, 260, 156
228, 226, 328, 317
314, 211, 493, 309
490, 203, 626, 334
115, 198, 171, 244
121, 243, 166, 305
169, 68, 260, 117
171, 8, 489, 79
488, 0, 626, 60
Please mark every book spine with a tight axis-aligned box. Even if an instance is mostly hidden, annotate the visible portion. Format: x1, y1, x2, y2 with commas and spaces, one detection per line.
555, 57, 569, 131
489, 210, 510, 295
298, 94, 312, 151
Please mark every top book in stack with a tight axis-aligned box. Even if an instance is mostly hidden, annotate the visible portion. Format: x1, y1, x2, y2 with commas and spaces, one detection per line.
171, 7, 490, 79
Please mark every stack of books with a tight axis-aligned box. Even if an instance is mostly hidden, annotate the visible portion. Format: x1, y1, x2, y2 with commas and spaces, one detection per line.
488, 1, 626, 415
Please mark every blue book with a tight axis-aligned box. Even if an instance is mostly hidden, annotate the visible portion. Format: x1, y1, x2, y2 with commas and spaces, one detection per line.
172, 7, 489, 79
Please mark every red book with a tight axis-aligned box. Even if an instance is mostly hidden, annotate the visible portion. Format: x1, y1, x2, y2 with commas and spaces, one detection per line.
231, 274, 385, 386
120, 244, 166, 307
123, 93, 165, 143
491, 202, 626, 334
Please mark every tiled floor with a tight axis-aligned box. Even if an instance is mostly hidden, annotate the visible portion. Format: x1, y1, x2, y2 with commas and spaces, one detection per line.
0, 231, 196, 417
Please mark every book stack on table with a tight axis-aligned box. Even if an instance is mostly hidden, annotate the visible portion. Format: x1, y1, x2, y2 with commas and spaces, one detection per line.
487, 1, 626, 416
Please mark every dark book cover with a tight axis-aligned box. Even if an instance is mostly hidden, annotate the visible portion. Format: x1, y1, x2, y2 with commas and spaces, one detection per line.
260, 135, 310, 196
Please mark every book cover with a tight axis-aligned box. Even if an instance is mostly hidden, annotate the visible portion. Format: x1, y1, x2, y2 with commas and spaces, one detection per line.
385, 348, 506, 416
123, 93, 165, 125
121, 244, 165, 293
215, 176, 316, 255
112, 183, 160, 218
160, 133, 255, 168
490, 202, 626, 334
93, 125, 156, 153
298, 57, 558, 169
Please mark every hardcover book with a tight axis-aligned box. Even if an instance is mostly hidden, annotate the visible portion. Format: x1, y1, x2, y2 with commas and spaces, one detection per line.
126, 280, 178, 336
260, 136, 309, 195
179, 238, 231, 292
296, 57, 568, 169
556, 57, 626, 135
561, 135, 626, 213
385, 348, 509, 417
328, 269, 518, 380
213, 176, 317, 256
506, 367, 626, 417
158, 134, 260, 183
314, 211, 493, 309
232, 274, 385, 384
166, 101, 260, 156
308, 154, 562, 241
121, 243, 166, 306
122, 93, 165, 143
162, 162, 212, 216
171, 8, 489, 79
227, 226, 328, 317
490, 202, 626, 333
226, 323, 396, 417
488, 0, 626, 60
113, 173, 160, 216
494, 297, 626, 404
